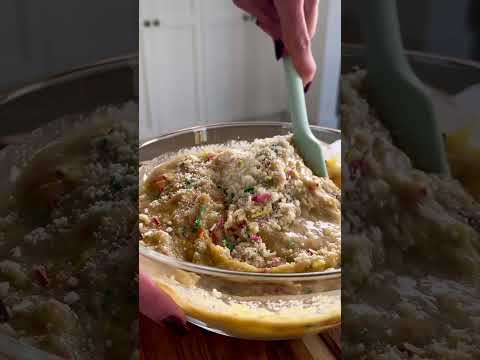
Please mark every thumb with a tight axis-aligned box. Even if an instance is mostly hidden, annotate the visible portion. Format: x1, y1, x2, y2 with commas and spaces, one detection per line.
139, 271, 187, 332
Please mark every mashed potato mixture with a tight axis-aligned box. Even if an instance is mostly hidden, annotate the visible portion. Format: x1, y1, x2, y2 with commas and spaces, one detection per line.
139, 135, 340, 273
0, 106, 138, 360
342, 71, 480, 359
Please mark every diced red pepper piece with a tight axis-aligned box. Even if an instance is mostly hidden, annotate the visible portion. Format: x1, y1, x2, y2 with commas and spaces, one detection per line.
34, 267, 50, 287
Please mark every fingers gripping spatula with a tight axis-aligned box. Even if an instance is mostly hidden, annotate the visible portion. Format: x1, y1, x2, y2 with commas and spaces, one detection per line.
361, 0, 450, 174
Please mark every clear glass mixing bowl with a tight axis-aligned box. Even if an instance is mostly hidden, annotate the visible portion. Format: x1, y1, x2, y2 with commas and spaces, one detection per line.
139, 122, 341, 340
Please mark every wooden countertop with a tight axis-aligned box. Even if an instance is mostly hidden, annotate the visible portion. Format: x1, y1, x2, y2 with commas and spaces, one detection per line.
140, 314, 341, 360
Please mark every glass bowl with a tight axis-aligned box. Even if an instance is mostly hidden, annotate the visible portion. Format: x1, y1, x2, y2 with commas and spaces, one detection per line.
139, 122, 341, 340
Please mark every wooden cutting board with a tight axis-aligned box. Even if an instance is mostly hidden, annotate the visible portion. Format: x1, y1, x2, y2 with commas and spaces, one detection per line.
139, 314, 341, 360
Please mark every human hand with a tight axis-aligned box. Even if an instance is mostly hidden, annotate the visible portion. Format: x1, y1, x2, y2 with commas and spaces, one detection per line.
139, 271, 188, 334
233, 0, 318, 86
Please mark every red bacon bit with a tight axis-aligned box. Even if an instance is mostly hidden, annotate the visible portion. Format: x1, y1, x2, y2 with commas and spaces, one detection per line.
207, 154, 216, 161
349, 159, 368, 180
252, 193, 272, 203
34, 267, 50, 287
250, 234, 262, 242
151, 217, 161, 227
286, 169, 296, 179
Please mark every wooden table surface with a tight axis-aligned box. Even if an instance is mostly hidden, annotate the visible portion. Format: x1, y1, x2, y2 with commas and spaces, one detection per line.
140, 314, 341, 360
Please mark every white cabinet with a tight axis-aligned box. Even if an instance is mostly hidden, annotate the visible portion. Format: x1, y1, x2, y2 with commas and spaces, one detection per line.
199, 2, 286, 123
140, 0, 200, 136
139, 0, 288, 138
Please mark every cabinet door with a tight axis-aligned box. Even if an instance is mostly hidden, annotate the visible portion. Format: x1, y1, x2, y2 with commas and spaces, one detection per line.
140, 0, 201, 135
200, 0, 287, 123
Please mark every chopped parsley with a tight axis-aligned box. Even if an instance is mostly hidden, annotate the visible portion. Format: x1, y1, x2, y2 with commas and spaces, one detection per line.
223, 238, 235, 252
304, 288, 313, 294
199, 205, 206, 215
244, 186, 255, 194
194, 218, 202, 231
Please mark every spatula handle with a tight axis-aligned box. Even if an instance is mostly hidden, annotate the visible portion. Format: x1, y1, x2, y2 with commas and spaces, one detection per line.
283, 57, 329, 177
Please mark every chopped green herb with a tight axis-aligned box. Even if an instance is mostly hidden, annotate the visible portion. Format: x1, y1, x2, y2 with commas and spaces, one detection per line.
304, 288, 313, 294
244, 186, 255, 194
223, 238, 235, 252
199, 205, 206, 215
110, 176, 122, 192
194, 218, 202, 230
266, 177, 274, 186
287, 239, 296, 249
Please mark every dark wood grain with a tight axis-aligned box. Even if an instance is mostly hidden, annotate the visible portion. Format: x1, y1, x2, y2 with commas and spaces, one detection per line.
319, 328, 341, 359
140, 314, 339, 360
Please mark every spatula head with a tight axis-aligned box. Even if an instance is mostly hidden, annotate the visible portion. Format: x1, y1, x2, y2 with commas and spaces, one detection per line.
361, 0, 450, 174
367, 72, 451, 174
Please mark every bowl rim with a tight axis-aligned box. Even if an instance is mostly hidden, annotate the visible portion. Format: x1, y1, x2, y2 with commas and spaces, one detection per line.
140, 120, 340, 149
342, 42, 480, 69
139, 121, 341, 281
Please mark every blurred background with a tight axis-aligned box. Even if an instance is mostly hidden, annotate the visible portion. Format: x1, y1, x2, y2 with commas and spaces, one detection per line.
0, 0, 137, 90
1, 1, 479, 142
343, 0, 480, 61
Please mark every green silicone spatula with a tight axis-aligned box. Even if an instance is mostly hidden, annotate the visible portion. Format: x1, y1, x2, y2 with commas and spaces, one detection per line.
361, 0, 450, 174
282, 57, 329, 177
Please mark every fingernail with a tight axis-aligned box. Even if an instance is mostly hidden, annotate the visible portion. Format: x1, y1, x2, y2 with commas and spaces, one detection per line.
304, 81, 312, 93
274, 39, 284, 60
162, 315, 189, 336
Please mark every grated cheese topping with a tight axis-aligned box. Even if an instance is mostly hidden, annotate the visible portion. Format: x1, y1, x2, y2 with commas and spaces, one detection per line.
140, 135, 341, 273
